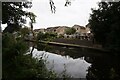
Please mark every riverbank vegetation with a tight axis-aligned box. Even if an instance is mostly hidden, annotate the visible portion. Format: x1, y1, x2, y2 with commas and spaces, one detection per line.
37, 32, 57, 42
2, 32, 72, 79
2, 33, 58, 79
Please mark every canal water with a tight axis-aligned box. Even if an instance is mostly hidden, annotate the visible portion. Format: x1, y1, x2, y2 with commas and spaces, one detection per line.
31, 44, 120, 79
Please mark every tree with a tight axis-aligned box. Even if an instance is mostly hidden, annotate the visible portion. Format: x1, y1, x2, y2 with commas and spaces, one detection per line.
65, 27, 76, 35
2, 0, 72, 33
2, 1, 72, 79
2, 2, 36, 33
89, 1, 120, 52
49, 0, 72, 13
37, 32, 57, 41
20, 27, 30, 38
2, 33, 57, 80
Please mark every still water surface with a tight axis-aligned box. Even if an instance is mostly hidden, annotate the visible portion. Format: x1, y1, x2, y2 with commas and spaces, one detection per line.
33, 48, 91, 78
31, 44, 120, 79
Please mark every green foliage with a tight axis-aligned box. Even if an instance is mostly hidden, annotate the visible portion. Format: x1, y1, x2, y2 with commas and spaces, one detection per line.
26, 12, 36, 23
89, 1, 120, 52
2, 2, 31, 24
2, 2, 36, 33
44, 32, 57, 41
37, 32, 57, 41
37, 43, 51, 51
65, 28, 76, 35
2, 33, 29, 61
2, 33, 57, 79
59, 34, 64, 38
20, 27, 30, 38
37, 32, 46, 41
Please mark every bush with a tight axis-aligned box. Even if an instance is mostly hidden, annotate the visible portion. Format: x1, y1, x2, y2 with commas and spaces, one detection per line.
65, 28, 76, 35
37, 32, 57, 41
2, 33, 57, 80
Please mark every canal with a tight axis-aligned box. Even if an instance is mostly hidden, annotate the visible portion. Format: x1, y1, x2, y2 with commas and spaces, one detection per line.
31, 43, 120, 79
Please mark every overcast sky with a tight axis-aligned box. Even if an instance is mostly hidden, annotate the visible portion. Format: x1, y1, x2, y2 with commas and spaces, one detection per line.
28, 0, 100, 29
1, 0, 100, 30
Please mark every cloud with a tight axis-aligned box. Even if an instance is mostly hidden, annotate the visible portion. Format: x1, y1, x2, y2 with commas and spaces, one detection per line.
28, 0, 100, 29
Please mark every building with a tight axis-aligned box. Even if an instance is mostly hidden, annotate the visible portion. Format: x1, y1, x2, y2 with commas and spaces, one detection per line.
72, 25, 87, 39
72, 24, 86, 34
33, 24, 92, 40
85, 23, 93, 40
34, 28, 46, 33
85, 23, 91, 33
46, 27, 59, 33
55, 26, 69, 35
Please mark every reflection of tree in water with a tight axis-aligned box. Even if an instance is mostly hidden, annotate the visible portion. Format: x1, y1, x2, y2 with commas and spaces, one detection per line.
48, 45, 85, 58
36, 43, 52, 52
86, 55, 120, 80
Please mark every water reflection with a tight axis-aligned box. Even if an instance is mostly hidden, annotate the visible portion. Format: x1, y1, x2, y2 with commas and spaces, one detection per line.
34, 43, 120, 79
32, 48, 91, 78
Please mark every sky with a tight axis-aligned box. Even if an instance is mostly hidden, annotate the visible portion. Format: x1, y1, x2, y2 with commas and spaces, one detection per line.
1, 0, 100, 30
28, 0, 100, 29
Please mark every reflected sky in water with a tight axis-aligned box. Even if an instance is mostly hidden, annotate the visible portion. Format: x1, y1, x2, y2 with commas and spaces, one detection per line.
32, 48, 91, 78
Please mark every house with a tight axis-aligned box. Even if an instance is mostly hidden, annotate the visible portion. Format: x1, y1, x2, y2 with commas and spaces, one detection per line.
72, 25, 87, 39
85, 23, 93, 40
46, 27, 59, 33
64, 34, 76, 38
33, 24, 92, 40
55, 26, 69, 35
45, 26, 69, 37
72, 24, 86, 34
63, 24, 92, 40
85, 23, 91, 33
34, 28, 46, 33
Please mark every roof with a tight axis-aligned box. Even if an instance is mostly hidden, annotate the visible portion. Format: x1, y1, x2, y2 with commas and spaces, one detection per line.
72, 25, 85, 29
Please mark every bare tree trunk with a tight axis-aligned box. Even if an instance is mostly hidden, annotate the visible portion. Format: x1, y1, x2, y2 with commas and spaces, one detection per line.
30, 22, 35, 57
30, 44, 35, 57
